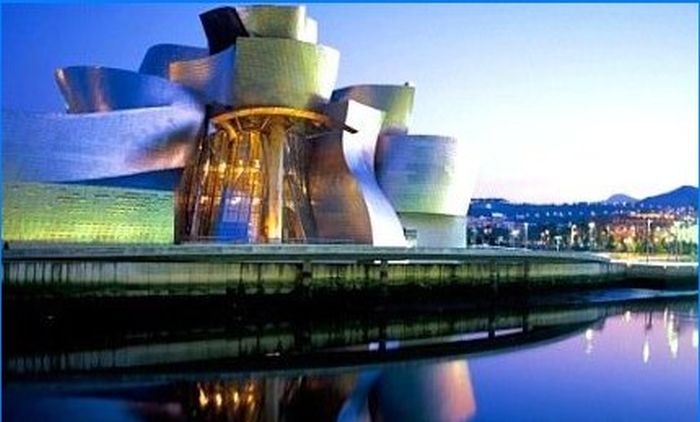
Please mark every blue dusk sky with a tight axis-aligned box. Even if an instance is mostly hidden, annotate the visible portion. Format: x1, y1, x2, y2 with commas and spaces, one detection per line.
2, 3, 697, 203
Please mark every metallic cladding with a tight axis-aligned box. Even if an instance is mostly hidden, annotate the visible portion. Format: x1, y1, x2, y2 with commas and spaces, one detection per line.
55, 66, 200, 113
376, 135, 474, 216
2, 108, 203, 183
138, 44, 209, 78
311, 100, 406, 247
399, 213, 467, 248
168, 46, 236, 105
199, 7, 249, 54
3, 182, 174, 243
235, 5, 315, 42
232, 37, 339, 110
302, 17, 319, 44
331, 85, 415, 134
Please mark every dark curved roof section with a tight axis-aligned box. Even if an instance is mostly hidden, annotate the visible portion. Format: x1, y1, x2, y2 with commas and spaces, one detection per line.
199, 7, 249, 54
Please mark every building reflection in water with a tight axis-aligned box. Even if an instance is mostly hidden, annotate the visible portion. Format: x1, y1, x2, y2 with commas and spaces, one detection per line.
179, 360, 475, 422
6, 301, 696, 422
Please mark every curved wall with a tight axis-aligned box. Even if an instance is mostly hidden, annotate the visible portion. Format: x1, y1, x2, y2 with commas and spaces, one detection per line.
376, 134, 473, 216
138, 44, 209, 79
236, 5, 316, 42
199, 7, 248, 54
332, 85, 415, 134
3, 108, 203, 183
168, 46, 236, 105
55, 66, 199, 113
232, 37, 339, 110
311, 100, 406, 247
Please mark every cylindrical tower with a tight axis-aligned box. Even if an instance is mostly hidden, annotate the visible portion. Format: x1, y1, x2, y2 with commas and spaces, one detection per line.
376, 134, 476, 248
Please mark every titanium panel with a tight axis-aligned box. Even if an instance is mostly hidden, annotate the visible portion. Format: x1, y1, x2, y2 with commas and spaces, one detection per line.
235, 5, 314, 41
168, 46, 236, 105
232, 37, 339, 110
3, 182, 173, 244
399, 213, 467, 248
311, 100, 406, 247
138, 44, 209, 78
55, 66, 200, 113
199, 7, 249, 54
376, 135, 474, 216
302, 17, 319, 44
139, 44, 209, 79
3, 108, 204, 183
332, 85, 415, 134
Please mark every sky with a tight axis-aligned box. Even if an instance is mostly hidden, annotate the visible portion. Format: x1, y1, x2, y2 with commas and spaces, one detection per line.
2, 3, 697, 203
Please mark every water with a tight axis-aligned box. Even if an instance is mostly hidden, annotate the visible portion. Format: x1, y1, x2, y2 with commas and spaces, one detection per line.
4, 292, 697, 421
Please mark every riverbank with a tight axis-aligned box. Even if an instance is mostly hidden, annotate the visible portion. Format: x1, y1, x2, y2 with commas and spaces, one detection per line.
3, 245, 697, 299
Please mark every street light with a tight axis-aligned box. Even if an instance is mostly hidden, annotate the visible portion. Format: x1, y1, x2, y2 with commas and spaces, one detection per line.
646, 219, 652, 262
523, 222, 529, 249
510, 229, 520, 248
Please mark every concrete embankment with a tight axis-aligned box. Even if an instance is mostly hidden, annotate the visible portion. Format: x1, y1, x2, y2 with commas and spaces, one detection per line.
4, 245, 695, 297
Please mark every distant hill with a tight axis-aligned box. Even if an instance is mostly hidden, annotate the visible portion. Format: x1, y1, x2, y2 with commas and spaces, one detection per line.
639, 185, 698, 208
603, 193, 637, 204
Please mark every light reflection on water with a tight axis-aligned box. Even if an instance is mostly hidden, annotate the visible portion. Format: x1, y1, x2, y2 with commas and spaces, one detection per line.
4, 301, 697, 422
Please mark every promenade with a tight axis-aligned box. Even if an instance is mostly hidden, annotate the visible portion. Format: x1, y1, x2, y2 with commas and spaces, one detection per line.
3, 245, 696, 297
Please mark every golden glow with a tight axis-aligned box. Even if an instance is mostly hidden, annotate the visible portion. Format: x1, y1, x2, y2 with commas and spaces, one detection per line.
177, 106, 335, 243
233, 391, 240, 404
214, 392, 223, 408
263, 121, 286, 241
212, 106, 334, 129
198, 388, 209, 408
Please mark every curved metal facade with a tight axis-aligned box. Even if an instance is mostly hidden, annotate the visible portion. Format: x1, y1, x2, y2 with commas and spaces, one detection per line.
138, 44, 209, 79
3, 108, 203, 183
376, 135, 474, 216
235, 5, 316, 42
3, 4, 478, 248
311, 100, 406, 247
168, 46, 236, 105
332, 85, 415, 134
55, 66, 200, 113
232, 37, 339, 110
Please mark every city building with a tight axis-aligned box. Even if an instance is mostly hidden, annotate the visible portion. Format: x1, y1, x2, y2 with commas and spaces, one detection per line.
2, 5, 475, 248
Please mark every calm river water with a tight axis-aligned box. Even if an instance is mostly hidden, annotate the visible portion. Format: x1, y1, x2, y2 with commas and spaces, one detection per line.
4, 291, 697, 421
